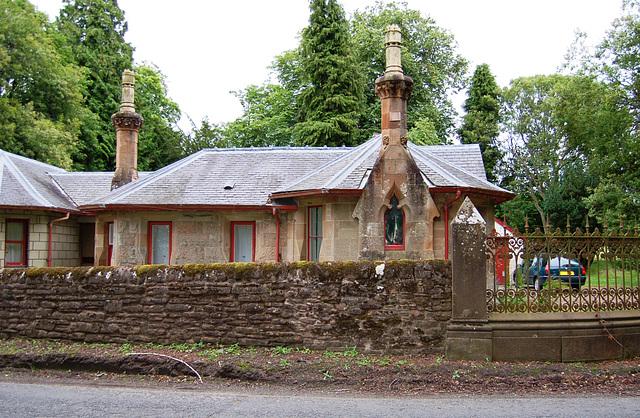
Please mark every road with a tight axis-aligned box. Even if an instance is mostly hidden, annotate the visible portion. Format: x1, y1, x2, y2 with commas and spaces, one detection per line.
0, 382, 638, 417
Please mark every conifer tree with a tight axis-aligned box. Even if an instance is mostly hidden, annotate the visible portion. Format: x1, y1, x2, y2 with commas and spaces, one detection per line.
458, 64, 501, 181
56, 0, 134, 171
295, 0, 363, 147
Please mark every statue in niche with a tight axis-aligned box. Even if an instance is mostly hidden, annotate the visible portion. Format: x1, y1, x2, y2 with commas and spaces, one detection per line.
385, 195, 404, 246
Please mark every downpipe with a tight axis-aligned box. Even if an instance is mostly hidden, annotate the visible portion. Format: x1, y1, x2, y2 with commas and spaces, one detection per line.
47, 212, 70, 267
444, 191, 462, 260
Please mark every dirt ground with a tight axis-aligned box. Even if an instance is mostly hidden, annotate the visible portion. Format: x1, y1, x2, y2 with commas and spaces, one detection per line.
0, 338, 639, 396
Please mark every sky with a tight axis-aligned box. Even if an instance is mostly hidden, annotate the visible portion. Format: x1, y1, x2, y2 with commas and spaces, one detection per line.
31, 0, 624, 132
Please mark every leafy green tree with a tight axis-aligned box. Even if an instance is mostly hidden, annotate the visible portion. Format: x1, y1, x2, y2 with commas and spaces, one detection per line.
181, 117, 229, 155
221, 1, 466, 147
561, 3, 640, 228
499, 75, 620, 231
56, 0, 134, 171
295, 0, 364, 147
134, 64, 184, 170
225, 84, 297, 147
458, 64, 501, 181
0, 0, 85, 169
408, 117, 440, 145
350, 1, 468, 141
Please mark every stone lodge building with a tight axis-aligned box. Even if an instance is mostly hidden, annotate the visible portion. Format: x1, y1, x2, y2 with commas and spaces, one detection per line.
0, 26, 513, 268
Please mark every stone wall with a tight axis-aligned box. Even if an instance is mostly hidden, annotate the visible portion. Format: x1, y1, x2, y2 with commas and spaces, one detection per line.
0, 260, 452, 354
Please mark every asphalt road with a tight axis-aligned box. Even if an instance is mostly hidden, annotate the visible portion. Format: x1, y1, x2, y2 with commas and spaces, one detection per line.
0, 382, 638, 417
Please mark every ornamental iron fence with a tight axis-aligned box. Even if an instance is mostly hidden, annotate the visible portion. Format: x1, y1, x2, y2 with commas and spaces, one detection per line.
486, 222, 640, 313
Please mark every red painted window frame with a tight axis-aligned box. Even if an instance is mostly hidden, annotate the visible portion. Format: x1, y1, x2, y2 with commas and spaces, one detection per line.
230, 221, 256, 262
5, 219, 28, 267
384, 197, 406, 251
147, 221, 172, 265
307, 206, 323, 261
106, 222, 114, 266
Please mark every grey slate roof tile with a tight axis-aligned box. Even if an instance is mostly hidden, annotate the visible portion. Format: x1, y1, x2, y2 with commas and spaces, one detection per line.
0, 150, 76, 211
87, 147, 349, 207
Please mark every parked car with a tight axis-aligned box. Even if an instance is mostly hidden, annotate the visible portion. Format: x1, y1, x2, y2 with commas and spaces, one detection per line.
515, 255, 587, 290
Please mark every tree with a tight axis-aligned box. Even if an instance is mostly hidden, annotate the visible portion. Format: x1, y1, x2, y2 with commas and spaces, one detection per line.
499, 75, 618, 232
56, 0, 134, 171
134, 64, 184, 170
0, 0, 85, 169
181, 117, 228, 155
350, 1, 468, 141
220, 1, 467, 147
294, 0, 364, 147
225, 84, 297, 147
561, 2, 640, 227
458, 64, 501, 181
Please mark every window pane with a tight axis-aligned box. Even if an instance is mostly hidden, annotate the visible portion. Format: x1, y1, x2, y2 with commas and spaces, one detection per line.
6, 222, 23, 241
5, 243, 23, 264
108, 223, 114, 245
310, 237, 322, 262
151, 224, 170, 264
310, 207, 322, 236
309, 207, 323, 261
234, 224, 253, 262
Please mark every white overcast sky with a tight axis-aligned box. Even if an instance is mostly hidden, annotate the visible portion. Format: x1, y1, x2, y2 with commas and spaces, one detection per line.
32, 1, 624, 131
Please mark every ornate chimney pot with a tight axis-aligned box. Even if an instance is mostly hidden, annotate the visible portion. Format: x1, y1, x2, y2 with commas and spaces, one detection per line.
375, 25, 413, 153
384, 24, 403, 74
119, 69, 136, 113
111, 70, 143, 190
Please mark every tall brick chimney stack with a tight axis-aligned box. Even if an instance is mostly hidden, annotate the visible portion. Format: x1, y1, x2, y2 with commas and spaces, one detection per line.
375, 25, 413, 154
111, 69, 143, 190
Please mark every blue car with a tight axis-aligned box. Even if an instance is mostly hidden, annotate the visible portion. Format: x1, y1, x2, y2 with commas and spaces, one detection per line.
519, 255, 587, 290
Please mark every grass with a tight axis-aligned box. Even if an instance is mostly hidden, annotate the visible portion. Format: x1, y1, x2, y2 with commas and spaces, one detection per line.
586, 259, 639, 288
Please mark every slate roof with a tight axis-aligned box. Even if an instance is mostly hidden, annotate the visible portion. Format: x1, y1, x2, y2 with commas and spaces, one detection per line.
273, 134, 510, 197
50, 172, 150, 207
85, 146, 349, 208
0, 150, 77, 212
0, 135, 513, 212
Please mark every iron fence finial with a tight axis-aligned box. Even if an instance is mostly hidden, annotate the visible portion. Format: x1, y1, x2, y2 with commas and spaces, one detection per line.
586, 215, 590, 233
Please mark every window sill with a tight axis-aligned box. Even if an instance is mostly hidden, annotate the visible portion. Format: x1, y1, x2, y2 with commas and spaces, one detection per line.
384, 244, 405, 251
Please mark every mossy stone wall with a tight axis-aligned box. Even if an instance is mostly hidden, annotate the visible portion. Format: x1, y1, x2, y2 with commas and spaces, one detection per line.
0, 260, 451, 354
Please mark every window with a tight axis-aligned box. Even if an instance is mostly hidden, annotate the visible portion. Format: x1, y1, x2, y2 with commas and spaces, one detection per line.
107, 222, 114, 266
5, 219, 27, 267
384, 195, 404, 250
308, 206, 323, 261
148, 222, 171, 265
231, 221, 255, 262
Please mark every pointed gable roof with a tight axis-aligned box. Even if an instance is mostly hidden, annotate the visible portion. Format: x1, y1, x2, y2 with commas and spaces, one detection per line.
270, 134, 513, 201
0, 150, 77, 212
